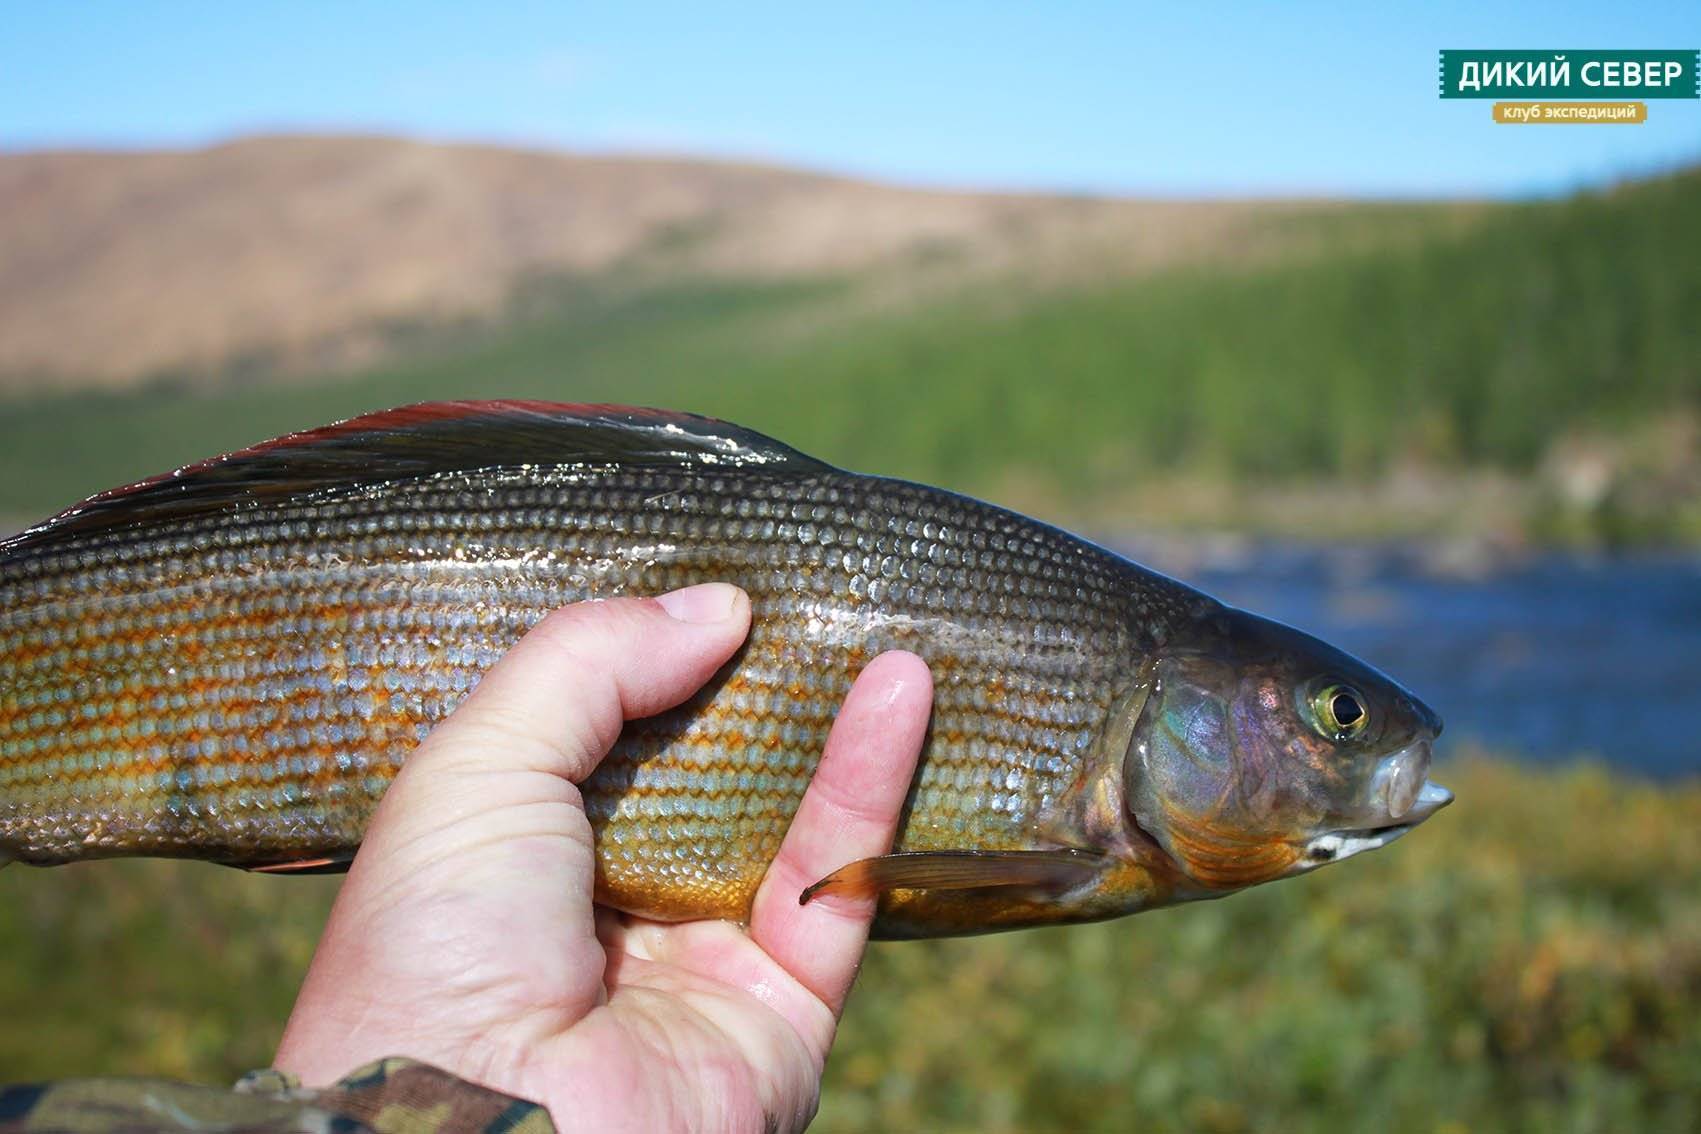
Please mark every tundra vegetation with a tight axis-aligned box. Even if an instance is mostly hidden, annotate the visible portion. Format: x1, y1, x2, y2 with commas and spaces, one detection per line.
0, 757, 1695, 1131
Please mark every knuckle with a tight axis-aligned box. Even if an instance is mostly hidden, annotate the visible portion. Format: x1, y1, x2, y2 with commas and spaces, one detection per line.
535, 595, 660, 648
454, 707, 590, 771
809, 771, 896, 831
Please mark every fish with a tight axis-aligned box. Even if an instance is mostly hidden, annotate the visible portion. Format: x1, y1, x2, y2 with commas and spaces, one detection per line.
0, 401, 1450, 938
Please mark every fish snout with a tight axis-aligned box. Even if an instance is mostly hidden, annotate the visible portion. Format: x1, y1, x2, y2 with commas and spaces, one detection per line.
1294, 743, 1453, 872
1407, 694, 1444, 741
1371, 739, 1438, 820
1409, 778, 1454, 820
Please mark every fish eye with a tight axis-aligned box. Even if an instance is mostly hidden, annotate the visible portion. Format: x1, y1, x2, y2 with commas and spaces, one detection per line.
1311, 683, 1368, 741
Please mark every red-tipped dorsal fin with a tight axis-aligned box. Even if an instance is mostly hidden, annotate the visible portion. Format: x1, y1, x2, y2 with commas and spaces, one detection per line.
3, 401, 828, 554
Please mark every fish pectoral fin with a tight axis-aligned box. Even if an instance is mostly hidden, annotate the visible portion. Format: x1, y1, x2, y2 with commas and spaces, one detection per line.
238, 852, 357, 875
799, 849, 1108, 905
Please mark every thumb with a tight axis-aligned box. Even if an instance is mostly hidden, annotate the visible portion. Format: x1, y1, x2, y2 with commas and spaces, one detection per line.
358, 583, 751, 870
276, 585, 751, 1082
414, 583, 751, 783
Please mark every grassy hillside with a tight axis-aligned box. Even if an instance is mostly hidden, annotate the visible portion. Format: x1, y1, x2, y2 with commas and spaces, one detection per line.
1, 170, 1695, 543
1, 756, 1696, 1132
0, 136, 1304, 391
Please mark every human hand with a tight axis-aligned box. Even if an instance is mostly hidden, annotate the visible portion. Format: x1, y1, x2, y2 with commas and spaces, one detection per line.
273, 584, 933, 1133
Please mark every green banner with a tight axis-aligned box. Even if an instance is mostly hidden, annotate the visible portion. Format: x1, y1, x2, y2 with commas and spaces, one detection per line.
1439, 50, 1699, 99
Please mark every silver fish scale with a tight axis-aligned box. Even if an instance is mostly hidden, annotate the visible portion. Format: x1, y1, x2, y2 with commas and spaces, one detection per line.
2, 461, 1212, 919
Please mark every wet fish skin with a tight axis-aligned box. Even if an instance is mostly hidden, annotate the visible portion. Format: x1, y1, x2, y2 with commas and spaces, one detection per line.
0, 403, 1449, 938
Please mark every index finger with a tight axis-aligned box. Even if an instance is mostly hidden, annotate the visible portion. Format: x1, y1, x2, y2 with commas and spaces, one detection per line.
747, 650, 932, 1017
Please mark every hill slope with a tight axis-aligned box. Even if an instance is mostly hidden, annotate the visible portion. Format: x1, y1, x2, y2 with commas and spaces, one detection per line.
1, 165, 1694, 544
0, 135, 1319, 390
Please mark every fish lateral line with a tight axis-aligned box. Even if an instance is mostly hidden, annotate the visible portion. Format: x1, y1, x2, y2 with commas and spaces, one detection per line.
799, 848, 1111, 904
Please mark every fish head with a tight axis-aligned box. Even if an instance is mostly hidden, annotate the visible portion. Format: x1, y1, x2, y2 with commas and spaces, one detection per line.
1124, 609, 1449, 892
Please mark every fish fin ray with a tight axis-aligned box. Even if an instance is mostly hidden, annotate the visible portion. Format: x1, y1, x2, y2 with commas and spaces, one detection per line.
800, 849, 1107, 904
3, 402, 832, 553
236, 852, 357, 875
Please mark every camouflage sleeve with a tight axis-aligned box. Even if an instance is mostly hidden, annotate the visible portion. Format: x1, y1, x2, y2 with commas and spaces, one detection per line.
0, 1056, 554, 1134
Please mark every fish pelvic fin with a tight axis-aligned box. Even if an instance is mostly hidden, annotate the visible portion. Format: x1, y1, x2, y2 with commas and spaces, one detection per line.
236, 852, 357, 875
800, 849, 1109, 905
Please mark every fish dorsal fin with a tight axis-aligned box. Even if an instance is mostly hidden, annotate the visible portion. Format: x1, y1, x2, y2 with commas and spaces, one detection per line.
5, 401, 830, 552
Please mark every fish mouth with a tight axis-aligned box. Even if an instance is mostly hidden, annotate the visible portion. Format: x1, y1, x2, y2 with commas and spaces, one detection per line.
1297, 780, 1453, 870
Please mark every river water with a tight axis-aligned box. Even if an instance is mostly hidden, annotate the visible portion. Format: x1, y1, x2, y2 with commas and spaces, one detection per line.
1111, 538, 1701, 779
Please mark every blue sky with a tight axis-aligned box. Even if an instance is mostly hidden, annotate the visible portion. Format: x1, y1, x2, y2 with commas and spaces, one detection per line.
4, 2, 1699, 197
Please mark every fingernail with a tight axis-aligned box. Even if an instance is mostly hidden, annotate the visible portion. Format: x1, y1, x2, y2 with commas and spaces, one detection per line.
656, 582, 742, 624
